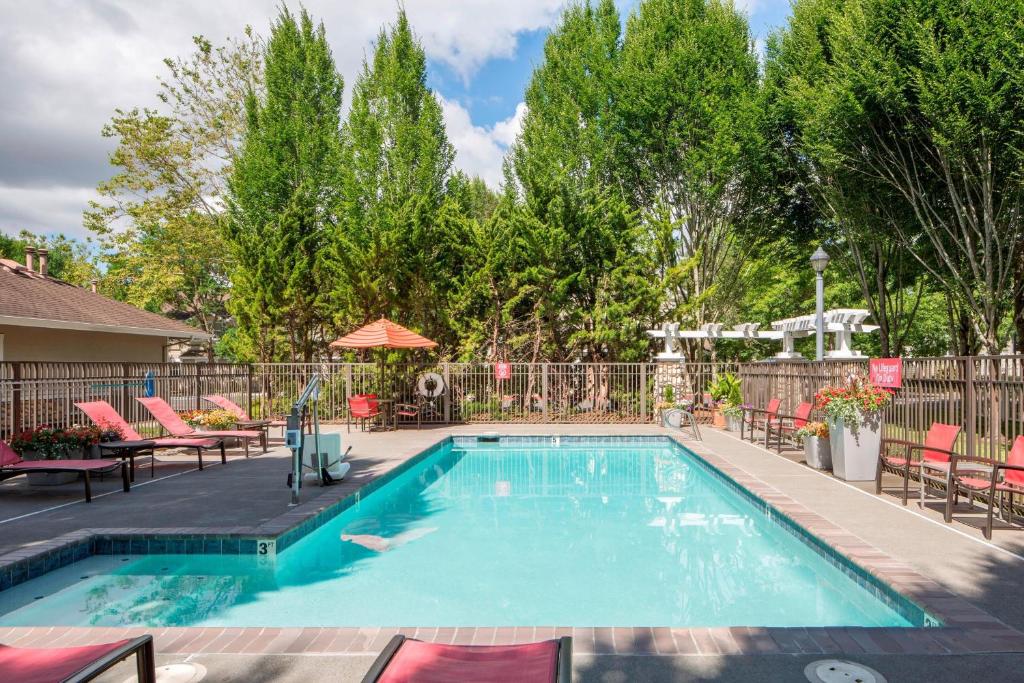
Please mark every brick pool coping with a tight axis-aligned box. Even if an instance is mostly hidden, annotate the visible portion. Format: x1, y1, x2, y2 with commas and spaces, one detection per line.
1, 431, 1023, 657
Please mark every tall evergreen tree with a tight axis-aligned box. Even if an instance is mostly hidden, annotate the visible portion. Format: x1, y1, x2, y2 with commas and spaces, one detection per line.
227, 7, 344, 362
333, 10, 456, 344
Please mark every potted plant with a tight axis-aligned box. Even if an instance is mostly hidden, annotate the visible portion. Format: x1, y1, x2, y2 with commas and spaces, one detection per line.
709, 373, 743, 430
8, 425, 99, 485
815, 375, 893, 481
656, 386, 692, 428
796, 421, 832, 470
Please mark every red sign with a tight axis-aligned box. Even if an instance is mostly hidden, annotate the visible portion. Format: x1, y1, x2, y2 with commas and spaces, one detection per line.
869, 358, 903, 388
494, 362, 512, 381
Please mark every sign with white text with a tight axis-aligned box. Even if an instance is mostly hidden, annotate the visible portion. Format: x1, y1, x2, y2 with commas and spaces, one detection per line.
869, 357, 903, 388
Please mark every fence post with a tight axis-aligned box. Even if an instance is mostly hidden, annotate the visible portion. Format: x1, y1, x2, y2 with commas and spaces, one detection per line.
11, 363, 22, 434
542, 364, 549, 420
194, 364, 202, 410
442, 363, 451, 423
121, 363, 131, 418
247, 364, 254, 418
964, 357, 976, 458
639, 362, 647, 421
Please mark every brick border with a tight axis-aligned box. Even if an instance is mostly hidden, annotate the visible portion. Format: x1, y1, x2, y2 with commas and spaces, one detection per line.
2, 431, 1024, 656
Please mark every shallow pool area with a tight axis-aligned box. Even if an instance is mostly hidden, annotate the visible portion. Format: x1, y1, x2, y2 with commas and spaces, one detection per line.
0, 436, 929, 628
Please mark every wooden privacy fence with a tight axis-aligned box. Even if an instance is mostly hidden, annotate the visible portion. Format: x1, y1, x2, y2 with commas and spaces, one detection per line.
737, 356, 1024, 461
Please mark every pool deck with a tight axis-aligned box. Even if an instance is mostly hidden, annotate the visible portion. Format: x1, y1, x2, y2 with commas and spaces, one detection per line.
2, 424, 1024, 681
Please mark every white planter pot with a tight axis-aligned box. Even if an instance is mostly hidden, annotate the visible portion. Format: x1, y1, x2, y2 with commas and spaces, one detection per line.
828, 412, 882, 481
803, 435, 832, 470
725, 415, 741, 432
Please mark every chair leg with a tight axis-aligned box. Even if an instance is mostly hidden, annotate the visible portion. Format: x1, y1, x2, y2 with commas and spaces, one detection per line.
138, 637, 156, 683
83, 470, 92, 503
121, 462, 130, 493
197, 447, 204, 470
902, 462, 910, 505
984, 485, 996, 540
220, 441, 227, 464
944, 476, 955, 522
244, 438, 249, 458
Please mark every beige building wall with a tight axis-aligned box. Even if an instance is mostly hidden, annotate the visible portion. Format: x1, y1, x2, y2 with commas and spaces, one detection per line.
0, 325, 167, 362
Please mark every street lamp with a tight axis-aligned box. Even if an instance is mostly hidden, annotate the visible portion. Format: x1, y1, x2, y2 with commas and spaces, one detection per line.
810, 247, 830, 361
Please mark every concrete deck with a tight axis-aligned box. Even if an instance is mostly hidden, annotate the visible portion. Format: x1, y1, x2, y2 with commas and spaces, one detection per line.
2, 424, 1024, 681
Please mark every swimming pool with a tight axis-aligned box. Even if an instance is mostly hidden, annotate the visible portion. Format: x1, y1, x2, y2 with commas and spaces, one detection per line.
0, 436, 929, 628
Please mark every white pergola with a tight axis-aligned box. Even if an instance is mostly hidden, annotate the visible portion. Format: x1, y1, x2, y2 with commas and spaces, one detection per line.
647, 309, 879, 361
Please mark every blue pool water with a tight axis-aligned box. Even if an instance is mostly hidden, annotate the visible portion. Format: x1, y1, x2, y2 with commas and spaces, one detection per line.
0, 437, 924, 627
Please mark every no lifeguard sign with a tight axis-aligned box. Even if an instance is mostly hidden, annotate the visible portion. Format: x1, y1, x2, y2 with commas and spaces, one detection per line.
869, 357, 903, 388
495, 362, 512, 381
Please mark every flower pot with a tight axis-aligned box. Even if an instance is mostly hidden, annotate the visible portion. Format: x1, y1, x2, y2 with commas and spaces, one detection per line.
725, 415, 741, 432
803, 435, 832, 470
20, 450, 79, 486
828, 411, 882, 481
712, 410, 726, 428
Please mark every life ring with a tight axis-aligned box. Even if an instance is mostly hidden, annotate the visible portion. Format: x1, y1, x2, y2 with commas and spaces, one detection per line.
417, 372, 445, 398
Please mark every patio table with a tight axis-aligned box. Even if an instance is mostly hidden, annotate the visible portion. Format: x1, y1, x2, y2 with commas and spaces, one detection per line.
98, 440, 156, 482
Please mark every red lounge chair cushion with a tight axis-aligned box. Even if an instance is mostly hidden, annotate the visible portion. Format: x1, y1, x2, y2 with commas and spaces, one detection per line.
191, 430, 261, 439
202, 394, 250, 420
0, 639, 134, 683
5, 459, 120, 472
377, 639, 559, 683
152, 437, 221, 449
882, 456, 910, 468
76, 400, 145, 441
922, 423, 961, 464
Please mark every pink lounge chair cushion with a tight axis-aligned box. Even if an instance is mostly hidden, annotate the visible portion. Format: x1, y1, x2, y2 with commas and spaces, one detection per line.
202, 395, 250, 420
377, 639, 559, 683
0, 639, 134, 683
793, 402, 812, 428
0, 440, 20, 467
135, 397, 198, 437
152, 437, 221, 449
191, 429, 261, 439
75, 400, 145, 441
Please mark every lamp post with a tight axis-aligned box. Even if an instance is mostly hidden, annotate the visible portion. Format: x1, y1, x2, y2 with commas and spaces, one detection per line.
810, 247, 830, 361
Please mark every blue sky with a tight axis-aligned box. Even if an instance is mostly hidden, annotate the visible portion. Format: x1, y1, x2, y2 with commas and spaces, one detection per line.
429, 0, 794, 131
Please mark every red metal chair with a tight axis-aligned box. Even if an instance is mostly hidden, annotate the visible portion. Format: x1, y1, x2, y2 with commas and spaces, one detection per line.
348, 394, 382, 432
395, 401, 421, 429
361, 636, 571, 683
876, 422, 977, 506
946, 435, 1024, 538
765, 401, 813, 453
0, 634, 155, 683
741, 398, 781, 445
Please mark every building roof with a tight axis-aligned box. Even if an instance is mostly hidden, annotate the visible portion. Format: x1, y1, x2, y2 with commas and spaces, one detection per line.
0, 258, 210, 340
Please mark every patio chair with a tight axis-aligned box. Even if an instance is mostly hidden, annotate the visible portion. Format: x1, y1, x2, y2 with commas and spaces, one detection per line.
765, 401, 813, 453
361, 635, 572, 683
945, 435, 1024, 539
0, 634, 155, 683
203, 394, 286, 452
136, 397, 261, 457
348, 394, 382, 432
1, 439, 129, 504
876, 422, 982, 506
76, 400, 225, 472
741, 398, 781, 445
395, 400, 422, 429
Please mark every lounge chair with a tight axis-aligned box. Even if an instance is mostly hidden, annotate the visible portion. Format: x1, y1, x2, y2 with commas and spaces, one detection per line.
348, 394, 382, 432
876, 422, 985, 506
945, 435, 1024, 539
741, 398, 781, 445
136, 397, 261, 457
76, 400, 225, 472
1, 439, 129, 503
0, 634, 155, 683
765, 401, 813, 453
203, 394, 286, 452
361, 636, 572, 683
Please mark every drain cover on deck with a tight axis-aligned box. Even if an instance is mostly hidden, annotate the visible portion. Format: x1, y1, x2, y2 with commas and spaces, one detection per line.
805, 660, 886, 683
124, 662, 207, 683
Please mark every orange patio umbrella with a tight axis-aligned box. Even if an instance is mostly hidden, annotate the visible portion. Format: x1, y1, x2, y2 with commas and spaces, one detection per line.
330, 318, 438, 400
329, 317, 438, 350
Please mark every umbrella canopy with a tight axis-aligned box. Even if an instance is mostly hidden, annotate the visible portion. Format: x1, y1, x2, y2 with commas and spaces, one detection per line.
330, 317, 438, 350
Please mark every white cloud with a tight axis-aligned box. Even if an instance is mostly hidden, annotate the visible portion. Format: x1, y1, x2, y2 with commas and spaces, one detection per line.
0, 1, 561, 238
441, 98, 525, 188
